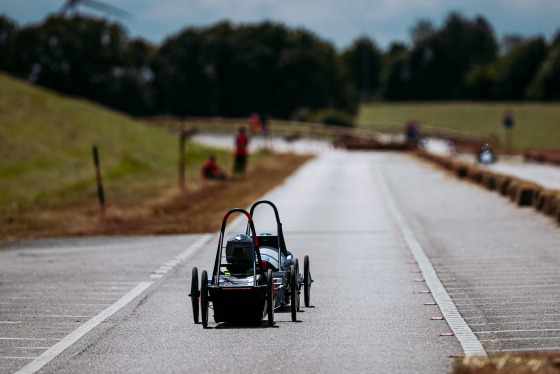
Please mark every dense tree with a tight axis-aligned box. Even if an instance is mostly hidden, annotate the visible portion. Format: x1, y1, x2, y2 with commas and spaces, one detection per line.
494, 37, 548, 99
153, 21, 357, 119
1, 12, 559, 116
11, 16, 126, 99
403, 13, 498, 100
380, 42, 410, 100
463, 64, 498, 100
341, 37, 383, 101
0, 15, 18, 71
527, 33, 560, 100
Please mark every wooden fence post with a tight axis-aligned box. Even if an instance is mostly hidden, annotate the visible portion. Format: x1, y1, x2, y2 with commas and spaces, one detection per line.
179, 124, 186, 190
92, 145, 105, 218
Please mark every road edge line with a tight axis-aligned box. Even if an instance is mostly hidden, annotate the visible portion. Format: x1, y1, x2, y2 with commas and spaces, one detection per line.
13, 281, 153, 374
375, 165, 487, 358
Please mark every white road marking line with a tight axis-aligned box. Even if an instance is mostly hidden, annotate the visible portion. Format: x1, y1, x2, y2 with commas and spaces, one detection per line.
445, 284, 560, 290
0, 338, 59, 341
376, 166, 487, 358
470, 321, 559, 327
1, 315, 95, 318
13, 281, 153, 374
455, 301, 560, 306
452, 295, 560, 300
150, 234, 212, 279
480, 337, 560, 342
465, 313, 560, 319
475, 329, 560, 334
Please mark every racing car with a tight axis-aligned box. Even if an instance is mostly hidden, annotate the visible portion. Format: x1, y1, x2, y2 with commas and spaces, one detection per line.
190, 208, 275, 327
189, 202, 312, 327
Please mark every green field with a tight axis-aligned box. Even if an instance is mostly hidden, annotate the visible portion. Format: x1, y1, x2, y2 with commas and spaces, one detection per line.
0, 73, 231, 215
357, 102, 560, 150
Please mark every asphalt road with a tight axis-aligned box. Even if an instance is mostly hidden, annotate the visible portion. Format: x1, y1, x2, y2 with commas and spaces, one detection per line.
2, 150, 560, 373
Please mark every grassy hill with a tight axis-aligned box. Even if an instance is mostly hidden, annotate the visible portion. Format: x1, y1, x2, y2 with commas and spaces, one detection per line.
357, 102, 560, 150
0, 73, 312, 239
0, 73, 220, 213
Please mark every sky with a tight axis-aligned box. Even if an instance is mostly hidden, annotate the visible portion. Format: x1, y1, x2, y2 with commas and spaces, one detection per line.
1, 0, 559, 50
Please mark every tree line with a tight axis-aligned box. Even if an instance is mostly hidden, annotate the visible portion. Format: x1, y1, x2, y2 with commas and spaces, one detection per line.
1, 12, 559, 124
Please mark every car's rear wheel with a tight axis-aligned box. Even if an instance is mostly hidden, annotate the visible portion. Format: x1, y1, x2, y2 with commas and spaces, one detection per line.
190, 267, 199, 323
201, 270, 209, 328
304, 255, 311, 307
290, 264, 298, 321
267, 269, 274, 327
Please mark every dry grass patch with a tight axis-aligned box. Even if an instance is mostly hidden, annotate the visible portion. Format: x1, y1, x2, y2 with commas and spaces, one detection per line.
453, 353, 560, 374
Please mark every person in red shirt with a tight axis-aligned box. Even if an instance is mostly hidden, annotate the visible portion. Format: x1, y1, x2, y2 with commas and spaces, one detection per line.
233, 127, 249, 178
201, 155, 228, 180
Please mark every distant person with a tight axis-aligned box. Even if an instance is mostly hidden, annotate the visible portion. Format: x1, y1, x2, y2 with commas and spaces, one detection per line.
503, 110, 514, 129
201, 155, 228, 180
446, 139, 457, 156
249, 113, 261, 135
259, 113, 269, 136
406, 121, 420, 147
233, 127, 249, 178
503, 109, 514, 149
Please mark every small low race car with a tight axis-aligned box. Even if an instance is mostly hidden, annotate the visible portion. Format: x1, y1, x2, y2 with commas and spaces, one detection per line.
477, 143, 497, 164
189, 201, 312, 328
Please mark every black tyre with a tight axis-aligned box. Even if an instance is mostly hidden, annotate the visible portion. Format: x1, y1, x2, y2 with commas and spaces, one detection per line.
201, 270, 209, 328
290, 264, 298, 321
294, 258, 300, 311
267, 269, 274, 327
304, 255, 311, 307
190, 267, 199, 323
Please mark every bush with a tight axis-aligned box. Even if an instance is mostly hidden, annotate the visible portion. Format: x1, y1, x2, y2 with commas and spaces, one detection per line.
291, 107, 355, 128
291, 107, 314, 122
313, 108, 355, 128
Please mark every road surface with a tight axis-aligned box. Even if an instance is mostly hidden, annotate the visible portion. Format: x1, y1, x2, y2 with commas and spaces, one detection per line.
2, 150, 560, 373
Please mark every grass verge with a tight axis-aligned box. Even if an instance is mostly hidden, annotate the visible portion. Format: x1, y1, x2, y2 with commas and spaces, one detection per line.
1, 152, 314, 241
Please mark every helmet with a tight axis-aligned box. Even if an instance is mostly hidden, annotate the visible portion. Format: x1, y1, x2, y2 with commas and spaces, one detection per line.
225, 234, 254, 263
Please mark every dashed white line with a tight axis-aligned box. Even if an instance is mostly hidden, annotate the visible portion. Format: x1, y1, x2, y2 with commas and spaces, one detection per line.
150, 234, 212, 279
13, 281, 153, 374
10, 234, 213, 374
376, 166, 487, 358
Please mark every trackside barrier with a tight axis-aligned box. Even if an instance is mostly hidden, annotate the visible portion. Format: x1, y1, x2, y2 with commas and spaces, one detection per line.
416, 150, 560, 224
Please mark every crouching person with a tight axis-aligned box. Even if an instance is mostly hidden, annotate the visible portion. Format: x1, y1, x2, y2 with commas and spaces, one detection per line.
201, 155, 229, 180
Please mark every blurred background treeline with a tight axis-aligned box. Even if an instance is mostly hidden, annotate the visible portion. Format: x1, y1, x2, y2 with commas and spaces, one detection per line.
1, 12, 559, 123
